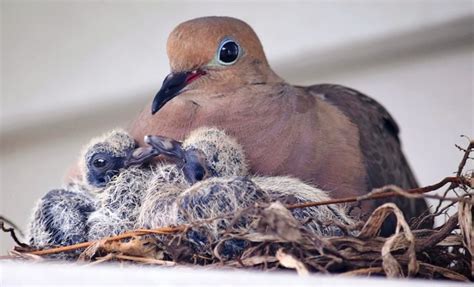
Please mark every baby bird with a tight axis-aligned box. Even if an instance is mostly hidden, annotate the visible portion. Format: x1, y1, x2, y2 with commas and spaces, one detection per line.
137, 127, 248, 228
174, 178, 353, 255
79, 129, 139, 188
28, 184, 96, 250
138, 127, 353, 258
28, 129, 157, 249
137, 127, 249, 227
251, 176, 354, 235
82, 130, 158, 240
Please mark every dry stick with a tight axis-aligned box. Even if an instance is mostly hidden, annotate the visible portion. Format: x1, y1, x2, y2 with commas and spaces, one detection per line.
24, 176, 469, 257
390, 186, 474, 202
286, 176, 470, 210
417, 140, 472, 224
0, 216, 24, 237
414, 200, 457, 230
29, 226, 185, 256
415, 215, 459, 252
455, 139, 473, 177
434, 139, 473, 214
0, 220, 28, 248
113, 254, 176, 266
83, 253, 116, 266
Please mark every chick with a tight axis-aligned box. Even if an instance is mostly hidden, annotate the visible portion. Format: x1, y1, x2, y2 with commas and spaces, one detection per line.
86, 165, 154, 240
27, 129, 157, 249
82, 130, 158, 240
137, 127, 244, 216
135, 164, 188, 229
27, 184, 95, 249
79, 129, 156, 189
251, 176, 354, 235
137, 127, 247, 228
181, 127, 248, 180
138, 127, 353, 258
173, 176, 354, 259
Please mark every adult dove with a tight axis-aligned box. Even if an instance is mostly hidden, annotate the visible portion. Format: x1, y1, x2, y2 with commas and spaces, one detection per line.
128, 16, 431, 233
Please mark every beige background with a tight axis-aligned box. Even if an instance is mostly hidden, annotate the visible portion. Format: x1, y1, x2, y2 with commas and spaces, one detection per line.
1, 1, 473, 253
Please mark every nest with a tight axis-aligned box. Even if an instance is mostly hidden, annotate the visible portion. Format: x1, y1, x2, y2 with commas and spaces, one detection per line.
1, 140, 473, 282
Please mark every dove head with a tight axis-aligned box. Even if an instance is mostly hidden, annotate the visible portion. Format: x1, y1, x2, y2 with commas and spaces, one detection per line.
152, 16, 282, 114
167, 16, 268, 72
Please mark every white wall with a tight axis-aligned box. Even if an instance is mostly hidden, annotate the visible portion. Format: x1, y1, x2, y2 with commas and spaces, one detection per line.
1, 1, 473, 253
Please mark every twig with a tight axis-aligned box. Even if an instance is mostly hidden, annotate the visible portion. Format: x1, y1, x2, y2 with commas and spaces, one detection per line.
0, 220, 28, 248
389, 186, 473, 203
29, 226, 185, 256
286, 176, 470, 210
414, 200, 456, 229
415, 215, 459, 252
433, 139, 472, 214
83, 253, 116, 266
0, 216, 24, 237
114, 254, 176, 266
455, 139, 473, 177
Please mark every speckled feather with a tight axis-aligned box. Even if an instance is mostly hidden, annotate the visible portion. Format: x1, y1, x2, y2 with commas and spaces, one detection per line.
87, 166, 155, 240
27, 184, 96, 259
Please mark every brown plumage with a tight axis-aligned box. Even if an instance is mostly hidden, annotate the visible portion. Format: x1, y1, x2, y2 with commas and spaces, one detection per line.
128, 17, 430, 232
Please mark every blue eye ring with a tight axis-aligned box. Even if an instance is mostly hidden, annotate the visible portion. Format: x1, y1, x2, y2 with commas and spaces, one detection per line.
217, 38, 241, 65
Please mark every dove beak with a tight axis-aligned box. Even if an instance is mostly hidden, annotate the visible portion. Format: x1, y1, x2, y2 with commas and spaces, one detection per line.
151, 69, 206, 115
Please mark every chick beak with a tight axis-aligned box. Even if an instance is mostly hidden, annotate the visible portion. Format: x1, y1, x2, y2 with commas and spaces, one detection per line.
182, 150, 210, 185
123, 146, 160, 168
151, 69, 206, 115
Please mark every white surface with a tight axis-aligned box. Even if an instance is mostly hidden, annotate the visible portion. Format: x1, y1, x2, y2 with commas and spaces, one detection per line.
0, 261, 471, 287
1, 1, 473, 253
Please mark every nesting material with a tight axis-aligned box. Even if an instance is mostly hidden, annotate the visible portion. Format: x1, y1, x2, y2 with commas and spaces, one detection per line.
3, 175, 472, 282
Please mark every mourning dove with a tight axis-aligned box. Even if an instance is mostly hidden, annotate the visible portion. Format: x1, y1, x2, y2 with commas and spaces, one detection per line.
28, 185, 96, 257
139, 127, 354, 255
79, 129, 159, 240
28, 129, 157, 250
129, 16, 431, 231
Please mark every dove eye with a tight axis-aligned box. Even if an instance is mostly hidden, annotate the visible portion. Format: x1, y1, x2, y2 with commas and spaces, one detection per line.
90, 153, 116, 172
93, 158, 107, 168
218, 39, 240, 65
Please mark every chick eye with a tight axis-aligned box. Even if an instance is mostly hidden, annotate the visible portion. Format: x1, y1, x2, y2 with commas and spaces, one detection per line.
93, 158, 107, 169
218, 40, 240, 65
